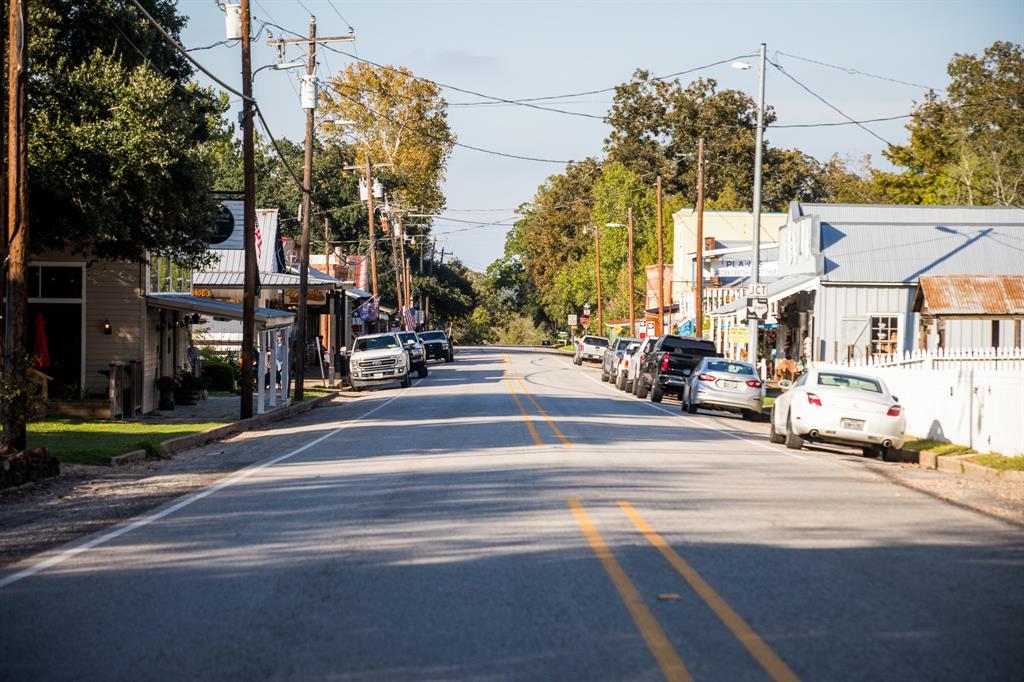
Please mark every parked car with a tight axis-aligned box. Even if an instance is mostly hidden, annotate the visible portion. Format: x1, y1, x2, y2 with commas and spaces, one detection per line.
769, 366, 906, 456
574, 335, 609, 365
615, 342, 641, 391
418, 330, 454, 362
628, 337, 659, 395
601, 337, 640, 382
682, 358, 763, 420
349, 332, 411, 391
635, 335, 720, 402
397, 331, 429, 378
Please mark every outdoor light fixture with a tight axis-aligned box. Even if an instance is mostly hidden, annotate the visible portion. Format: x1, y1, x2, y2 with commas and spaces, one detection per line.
191, 313, 201, 325
605, 222, 625, 228
103, 319, 113, 335
731, 61, 752, 70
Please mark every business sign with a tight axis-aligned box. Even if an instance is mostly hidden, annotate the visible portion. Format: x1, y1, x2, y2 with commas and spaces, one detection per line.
285, 289, 328, 305
706, 260, 778, 280
727, 326, 750, 345
210, 200, 244, 249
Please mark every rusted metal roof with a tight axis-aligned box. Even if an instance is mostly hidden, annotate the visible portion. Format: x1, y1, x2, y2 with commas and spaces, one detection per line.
916, 275, 1024, 316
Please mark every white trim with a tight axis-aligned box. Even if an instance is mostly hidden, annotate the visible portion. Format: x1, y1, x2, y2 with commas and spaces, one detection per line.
28, 261, 87, 394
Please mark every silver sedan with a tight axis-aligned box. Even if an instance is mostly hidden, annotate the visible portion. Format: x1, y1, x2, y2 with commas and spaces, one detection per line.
682, 358, 764, 420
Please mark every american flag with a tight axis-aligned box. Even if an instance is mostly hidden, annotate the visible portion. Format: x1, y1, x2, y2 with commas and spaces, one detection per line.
254, 216, 263, 260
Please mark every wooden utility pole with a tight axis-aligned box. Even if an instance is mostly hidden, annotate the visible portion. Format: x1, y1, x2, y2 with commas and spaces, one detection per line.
656, 176, 665, 336
267, 20, 354, 401
388, 212, 405, 327
364, 158, 379, 298
695, 138, 706, 338
3, 0, 28, 449
627, 207, 635, 337
239, 0, 257, 419
594, 226, 603, 335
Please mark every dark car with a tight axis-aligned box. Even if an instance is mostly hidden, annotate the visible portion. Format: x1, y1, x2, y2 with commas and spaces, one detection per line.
600, 337, 639, 383
635, 335, 720, 402
397, 331, 429, 378
418, 330, 454, 362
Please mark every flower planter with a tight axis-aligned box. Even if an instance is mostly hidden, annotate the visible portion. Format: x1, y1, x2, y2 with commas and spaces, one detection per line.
158, 388, 175, 411
173, 389, 202, 406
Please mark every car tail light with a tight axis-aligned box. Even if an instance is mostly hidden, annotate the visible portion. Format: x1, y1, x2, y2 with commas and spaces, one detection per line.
806, 392, 822, 406
660, 353, 670, 371
698, 373, 716, 382
623, 359, 630, 368
887, 404, 902, 417
745, 379, 763, 388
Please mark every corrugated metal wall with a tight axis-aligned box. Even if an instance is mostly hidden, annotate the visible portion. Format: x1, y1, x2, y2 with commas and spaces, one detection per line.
942, 319, 1018, 350
813, 284, 916, 362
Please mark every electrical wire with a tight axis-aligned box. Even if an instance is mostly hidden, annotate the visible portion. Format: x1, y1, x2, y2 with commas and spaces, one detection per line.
775, 51, 945, 92
187, 38, 239, 52
325, 0, 355, 30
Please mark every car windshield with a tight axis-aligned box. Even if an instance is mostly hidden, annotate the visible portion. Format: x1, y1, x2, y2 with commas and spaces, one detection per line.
661, 337, 717, 355
615, 338, 638, 350
419, 331, 446, 342
583, 337, 609, 347
624, 343, 640, 355
705, 360, 755, 376
354, 335, 400, 352
398, 333, 417, 344
817, 372, 882, 393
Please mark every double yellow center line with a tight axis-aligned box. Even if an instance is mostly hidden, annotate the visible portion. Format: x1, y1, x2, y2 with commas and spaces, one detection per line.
504, 355, 572, 448
569, 499, 800, 682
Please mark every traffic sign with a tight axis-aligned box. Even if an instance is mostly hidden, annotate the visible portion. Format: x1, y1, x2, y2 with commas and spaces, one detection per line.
583, 304, 591, 315
580, 314, 591, 327
568, 314, 578, 326
744, 297, 769, 322
742, 284, 767, 298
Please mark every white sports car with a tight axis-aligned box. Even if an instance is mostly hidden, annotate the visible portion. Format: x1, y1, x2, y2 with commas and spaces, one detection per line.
770, 366, 906, 457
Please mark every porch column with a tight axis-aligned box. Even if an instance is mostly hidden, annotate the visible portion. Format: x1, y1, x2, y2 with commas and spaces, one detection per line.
256, 329, 266, 415
282, 326, 291, 402
269, 329, 278, 408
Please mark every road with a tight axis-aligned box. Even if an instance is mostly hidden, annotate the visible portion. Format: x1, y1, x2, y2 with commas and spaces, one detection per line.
2, 347, 1022, 681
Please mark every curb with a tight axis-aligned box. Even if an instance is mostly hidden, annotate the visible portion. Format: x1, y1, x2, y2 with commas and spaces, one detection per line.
110, 393, 337, 466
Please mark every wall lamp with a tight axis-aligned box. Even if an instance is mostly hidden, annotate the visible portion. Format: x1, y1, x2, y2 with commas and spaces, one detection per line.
103, 319, 113, 335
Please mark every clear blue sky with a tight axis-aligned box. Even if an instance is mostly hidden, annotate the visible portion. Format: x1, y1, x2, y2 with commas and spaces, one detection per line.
178, 0, 1023, 271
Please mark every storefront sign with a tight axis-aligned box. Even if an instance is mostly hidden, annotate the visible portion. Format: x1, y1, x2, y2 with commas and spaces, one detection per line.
727, 326, 751, 345
285, 289, 327, 305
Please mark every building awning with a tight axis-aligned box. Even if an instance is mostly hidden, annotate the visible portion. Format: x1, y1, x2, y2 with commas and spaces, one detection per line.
146, 293, 295, 329
345, 286, 372, 300
710, 274, 819, 317
914, 275, 1024, 317
194, 266, 342, 289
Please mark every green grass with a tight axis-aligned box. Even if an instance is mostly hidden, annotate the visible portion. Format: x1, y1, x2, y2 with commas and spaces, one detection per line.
26, 419, 228, 466
901, 438, 974, 456
298, 388, 332, 402
969, 453, 1024, 471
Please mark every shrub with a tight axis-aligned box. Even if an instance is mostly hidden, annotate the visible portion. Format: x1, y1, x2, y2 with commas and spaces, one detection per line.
202, 361, 236, 392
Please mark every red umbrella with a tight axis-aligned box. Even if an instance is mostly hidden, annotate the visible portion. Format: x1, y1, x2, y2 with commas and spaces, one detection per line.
33, 312, 50, 369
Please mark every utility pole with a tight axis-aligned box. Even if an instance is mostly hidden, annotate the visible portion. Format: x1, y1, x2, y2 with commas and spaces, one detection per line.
594, 226, 603, 335
655, 176, 664, 336
749, 42, 767, 372
695, 138, 706, 338
268, 19, 354, 401
365, 158, 379, 297
388, 212, 405, 327
3, 0, 29, 449
627, 207, 635, 337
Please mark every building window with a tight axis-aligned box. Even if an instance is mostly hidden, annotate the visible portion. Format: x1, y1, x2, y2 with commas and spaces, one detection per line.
28, 265, 83, 300
870, 316, 899, 356
149, 256, 192, 294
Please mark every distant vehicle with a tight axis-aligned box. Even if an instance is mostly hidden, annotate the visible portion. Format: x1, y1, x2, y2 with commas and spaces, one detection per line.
397, 331, 429, 378
601, 337, 640, 382
418, 330, 454, 362
635, 335, 720, 402
769, 366, 906, 457
574, 335, 609, 365
541, 339, 552, 346
682, 358, 763, 420
615, 342, 641, 391
629, 337, 659, 395
349, 332, 411, 391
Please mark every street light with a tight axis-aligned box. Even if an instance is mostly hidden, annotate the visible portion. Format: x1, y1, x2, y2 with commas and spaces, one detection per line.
733, 43, 767, 376
252, 60, 304, 77
606, 209, 635, 337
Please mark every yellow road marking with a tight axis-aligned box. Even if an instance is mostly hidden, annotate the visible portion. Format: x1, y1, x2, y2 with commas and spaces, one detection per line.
618, 501, 801, 682
513, 376, 573, 448
568, 499, 693, 682
504, 361, 543, 446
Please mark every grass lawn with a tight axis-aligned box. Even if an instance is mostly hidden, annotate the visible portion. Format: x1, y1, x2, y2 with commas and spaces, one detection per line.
970, 453, 1024, 471
900, 438, 974, 457
298, 388, 332, 402
26, 419, 228, 466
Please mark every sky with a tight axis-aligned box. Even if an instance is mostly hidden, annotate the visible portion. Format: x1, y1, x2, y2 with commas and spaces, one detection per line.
178, 0, 1024, 272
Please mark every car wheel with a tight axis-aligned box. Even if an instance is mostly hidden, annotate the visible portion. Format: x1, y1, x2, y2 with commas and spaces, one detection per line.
636, 377, 649, 399
625, 379, 634, 393
401, 375, 412, 389
417, 365, 428, 378
448, 353, 454, 362
650, 385, 663, 403
600, 368, 609, 382
769, 414, 785, 443
615, 373, 624, 390
741, 409, 757, 421
573, 354, 581, 366
784, 414, 803, 450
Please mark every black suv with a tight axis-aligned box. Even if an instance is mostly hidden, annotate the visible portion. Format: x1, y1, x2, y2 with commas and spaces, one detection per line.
418, 330, 454, 362
635, 335, 720, 402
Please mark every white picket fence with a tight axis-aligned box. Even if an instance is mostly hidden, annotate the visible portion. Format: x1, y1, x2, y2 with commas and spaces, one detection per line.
840, 346, 1024, 371
831, 348, 1024, 455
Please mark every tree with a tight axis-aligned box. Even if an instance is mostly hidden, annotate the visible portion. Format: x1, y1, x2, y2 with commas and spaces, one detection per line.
875, 41, 1024, 206
320, 62, 454, 214
27, 0, 227, 265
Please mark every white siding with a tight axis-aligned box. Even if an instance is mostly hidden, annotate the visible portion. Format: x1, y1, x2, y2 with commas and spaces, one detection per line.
813, 284, 916, 363
84, 261, 146, 397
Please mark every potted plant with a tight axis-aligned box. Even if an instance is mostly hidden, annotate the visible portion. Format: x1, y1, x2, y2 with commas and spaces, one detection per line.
174, 371, 204, 406
156, 376, 178, 411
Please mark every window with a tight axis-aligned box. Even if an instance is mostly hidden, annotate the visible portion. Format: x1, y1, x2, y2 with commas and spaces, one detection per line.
28, 266, 83, 300
354, 335, 401, 352
149, 255, 192, 294
818, 372, 882, 394
870, 316, 899, 356
705, 360, 755, 375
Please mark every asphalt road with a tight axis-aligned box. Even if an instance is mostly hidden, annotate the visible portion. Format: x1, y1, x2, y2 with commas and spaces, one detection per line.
2, 347, 1022, 682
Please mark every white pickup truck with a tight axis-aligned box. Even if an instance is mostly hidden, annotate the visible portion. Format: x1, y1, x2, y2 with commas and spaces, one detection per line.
349, 332, 411, 391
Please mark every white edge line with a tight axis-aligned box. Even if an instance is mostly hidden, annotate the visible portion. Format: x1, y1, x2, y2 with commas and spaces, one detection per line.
556, 357, 807, 459
0, 379, 424, 590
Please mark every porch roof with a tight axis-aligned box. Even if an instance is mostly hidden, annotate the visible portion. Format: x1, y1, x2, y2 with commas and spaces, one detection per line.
914, 275, 1024, 317
193, 266, 342, 289
710, 274, 819, 317
146, 293, 295, 329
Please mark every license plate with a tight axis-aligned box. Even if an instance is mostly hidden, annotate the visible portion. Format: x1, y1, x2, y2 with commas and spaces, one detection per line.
371, 373, 384, 378
841, 418, 865, 430
720, 380, 738, 389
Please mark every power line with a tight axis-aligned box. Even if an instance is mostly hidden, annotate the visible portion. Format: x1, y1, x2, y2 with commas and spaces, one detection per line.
325, 0, 355, 30
187, 38, 239, 52
775, 51, 945, 92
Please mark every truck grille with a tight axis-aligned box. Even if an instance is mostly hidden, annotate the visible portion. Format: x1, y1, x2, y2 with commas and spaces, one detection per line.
358, 357, 397, 369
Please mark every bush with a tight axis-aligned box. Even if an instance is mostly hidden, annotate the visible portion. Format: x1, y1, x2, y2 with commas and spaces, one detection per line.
202, 361, 236, 392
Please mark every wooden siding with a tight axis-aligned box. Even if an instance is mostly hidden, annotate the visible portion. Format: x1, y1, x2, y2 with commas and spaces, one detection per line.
84, 261, 146, 397
813, 284, 917, 363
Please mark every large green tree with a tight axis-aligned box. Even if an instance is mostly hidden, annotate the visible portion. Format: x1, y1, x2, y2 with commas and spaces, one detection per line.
28, 0, 227, 265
